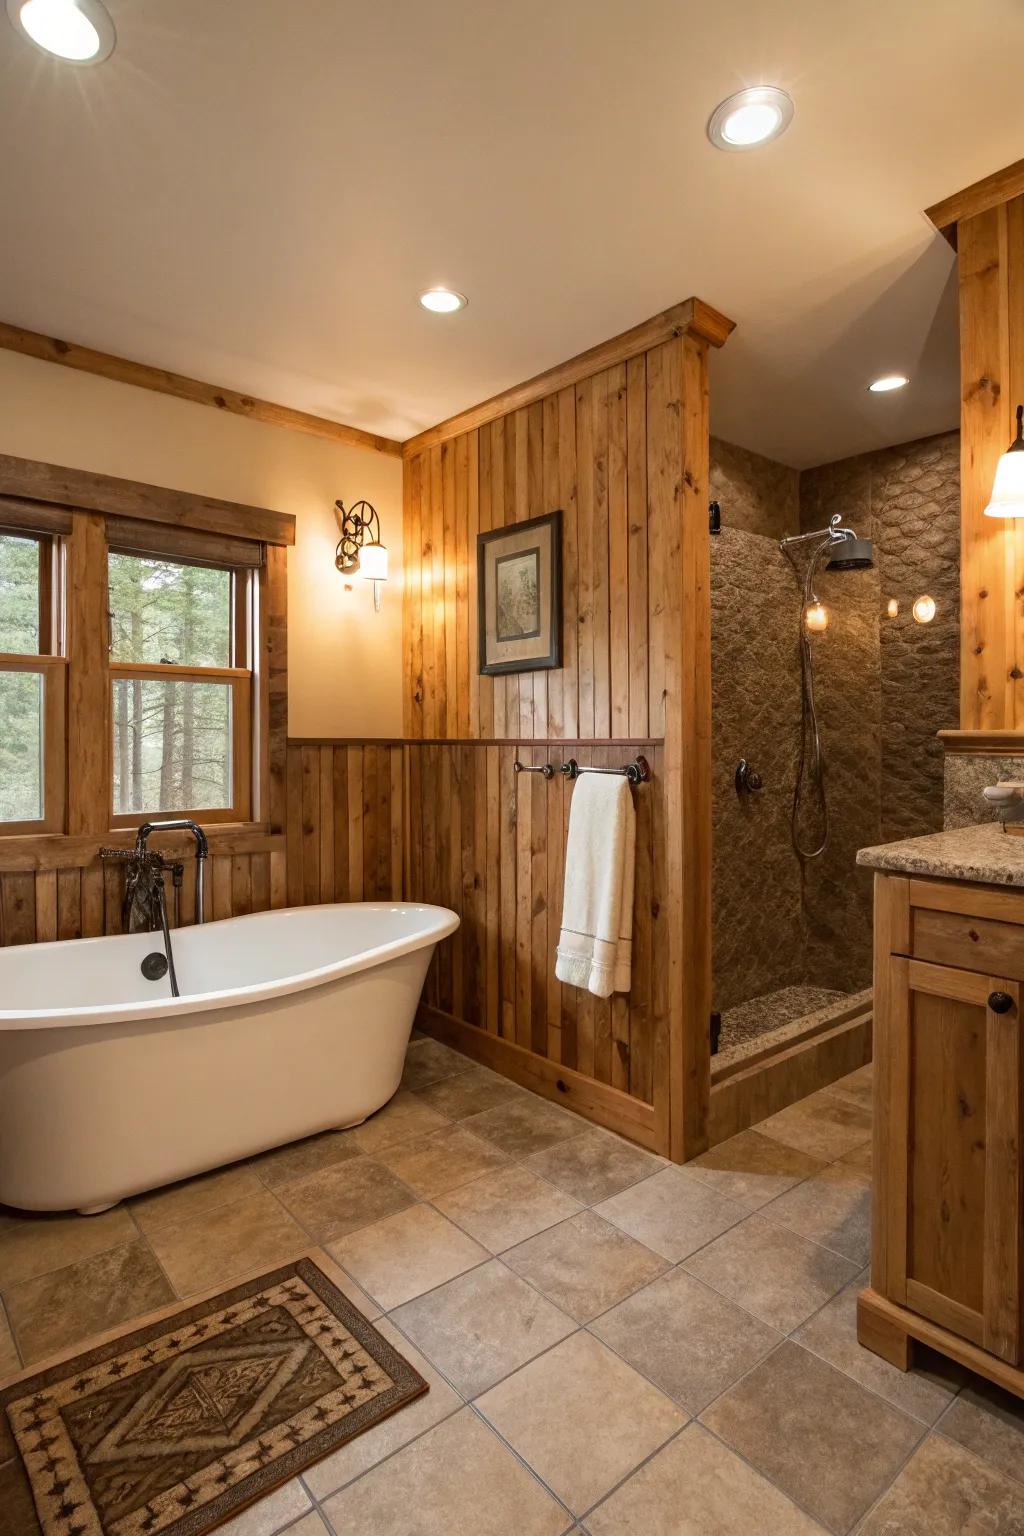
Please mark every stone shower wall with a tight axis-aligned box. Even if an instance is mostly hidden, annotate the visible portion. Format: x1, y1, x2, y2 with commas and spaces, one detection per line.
944, 754, 1024, 828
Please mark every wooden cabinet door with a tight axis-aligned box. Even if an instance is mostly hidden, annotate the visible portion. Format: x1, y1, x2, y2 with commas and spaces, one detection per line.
874, 957, 1022, 1363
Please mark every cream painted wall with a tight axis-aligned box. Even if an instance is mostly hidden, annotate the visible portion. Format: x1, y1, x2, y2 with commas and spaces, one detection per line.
0, 350, 404, 738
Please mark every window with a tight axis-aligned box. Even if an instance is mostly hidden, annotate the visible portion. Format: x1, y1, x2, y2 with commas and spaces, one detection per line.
107, 551, 253, 823
0, 531, 65, 832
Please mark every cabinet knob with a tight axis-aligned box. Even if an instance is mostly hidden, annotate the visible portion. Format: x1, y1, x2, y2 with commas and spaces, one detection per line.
988, 991, 1015, 1015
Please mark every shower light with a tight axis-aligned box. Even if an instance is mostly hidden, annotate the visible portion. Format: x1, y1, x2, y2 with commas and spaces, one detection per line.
912, 595, 936, 624
804, 601, 829, 634
419, 288, 467, 314
984, 405, 1024, 517
707, 87, 793, 151
887, 598, 899, 618
6, 0, 115, 62
869, 375, 909, 393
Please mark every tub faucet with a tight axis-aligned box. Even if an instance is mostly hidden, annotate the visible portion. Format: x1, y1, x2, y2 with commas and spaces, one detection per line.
135, 820, 209, 923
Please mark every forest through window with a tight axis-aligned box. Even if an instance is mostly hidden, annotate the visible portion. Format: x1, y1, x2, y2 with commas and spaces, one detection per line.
0, 533, 45, 823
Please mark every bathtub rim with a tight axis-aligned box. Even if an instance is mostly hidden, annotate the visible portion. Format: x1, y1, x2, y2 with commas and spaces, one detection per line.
0, 901, 459, 1032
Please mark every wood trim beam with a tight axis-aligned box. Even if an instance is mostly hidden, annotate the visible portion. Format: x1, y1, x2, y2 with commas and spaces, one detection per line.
0, 321, 403, 459
400, 298, 735, 458
0, 827, 284, 872
0, 452, 296, 547
939, 729, 1024, 754
927, 157, 1024, 238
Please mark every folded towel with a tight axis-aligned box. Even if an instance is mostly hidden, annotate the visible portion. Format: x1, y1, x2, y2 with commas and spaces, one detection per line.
554, 774, 636, 998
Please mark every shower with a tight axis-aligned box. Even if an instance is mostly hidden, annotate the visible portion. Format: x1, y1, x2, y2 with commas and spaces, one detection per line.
780, 513, 874, 860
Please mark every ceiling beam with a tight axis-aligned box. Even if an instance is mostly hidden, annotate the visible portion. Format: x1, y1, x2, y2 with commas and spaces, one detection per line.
926, 156, 1024, 240
0, 321, 403, 459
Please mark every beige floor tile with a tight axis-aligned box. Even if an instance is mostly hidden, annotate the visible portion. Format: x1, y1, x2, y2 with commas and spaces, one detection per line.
0, 1297, 20, 1379
347, 1092, 451, 1154
464, 1096, 586, 1159
684, 1213, 859, 1332
825, 1063, 874, 1112
412, 1064, 525, 1121
0, 1456, 42, 1536
302, 1317, 462, 1499
3, 1239, 175, 1364
320, 1407, 569, 1535
939, 1380, 1024, 1489
761, 1160, 871, 1263
129, 1163, 264, 1232
432, 1164, 582, 1252
329, 1203, 488, 1310
248, 1131, 364, 1190
685, 1130, 826, 1211
0, 1203, 138, 1289
144, 1190, 307, 1296
400, 1038, 473, 1092
702, 1341, 923, 1534
857, 1433, 1024, 1534
585, 1422, 828, 1535
793, 1279, 960, 1425
594, 1167, 747, 1262
592, 1266, 780, 1413
275, 1158, 416, 1243
524, 1129, 665, 1205
504, 1210, 668, 1323
215, 1478, 311, 1536
376, 1126, 509, 1198
279, 1516, 329, 1536
477, 1331, 686, 1517
392, 1258, 576, 1397
757, 1089, 873, 1162
840, 1141, 873, 1177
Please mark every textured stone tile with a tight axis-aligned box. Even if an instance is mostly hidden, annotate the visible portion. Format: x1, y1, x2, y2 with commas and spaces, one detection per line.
215, 1478, 311, 1536
477, 1331, 685, 1517
683, 1213, 858, 1332
275, 1158, 416, 1242
591, 1266, 780, 1414
302, 1318, 461, 1499
129, 1163, 263, 1232
411, 1065, 525, 1121
761, 1159, 871, 1263
464, 1096, 585, 1159
3, 1240, 175, 1364
793, 1279, 960, 1425
586, 1422, 827, 1535
504, 1210, 667, 1323
702, 1342, 923, 1534
939, 1380, 1024, 1489
826, 1063, 874, 1112
523, 1130, 664, 1205
594, 1167, 746, 1262
144, 1190, 308, 1296
857, 1432, 1024, 1535
0, 1297, 18, 1379
685, 1130, 826, 1211
0, 1204, 138, 1289
329, 1203, 488, 1311
375, 1126, 509, 1198
400, 1037, 472, 1091
432, 1165, 582, 1253
757, 1089, 873, 1162
347, 1092, 450, 1154
320, 1408, 568, 1535
248, 1131, 364, 1190
392, 1258, 575, 1398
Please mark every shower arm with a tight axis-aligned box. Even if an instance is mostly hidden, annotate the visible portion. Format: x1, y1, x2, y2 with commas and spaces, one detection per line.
780, 515, 857, 607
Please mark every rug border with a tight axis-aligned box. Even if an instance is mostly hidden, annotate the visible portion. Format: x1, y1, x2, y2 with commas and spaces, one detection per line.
2, 1256, 429, 1536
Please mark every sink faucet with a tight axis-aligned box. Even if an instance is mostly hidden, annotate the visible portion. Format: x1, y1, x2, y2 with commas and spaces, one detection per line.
135, 820, 210, 922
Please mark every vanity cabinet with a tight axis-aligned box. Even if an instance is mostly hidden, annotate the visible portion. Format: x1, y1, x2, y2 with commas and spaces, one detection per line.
859, 872, 1024, 1396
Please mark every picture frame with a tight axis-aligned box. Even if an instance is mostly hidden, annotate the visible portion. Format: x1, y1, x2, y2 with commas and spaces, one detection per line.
477, 509, 562, 676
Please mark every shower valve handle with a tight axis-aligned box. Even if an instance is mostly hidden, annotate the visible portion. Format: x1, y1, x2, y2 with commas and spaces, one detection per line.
735, 760, 764, 796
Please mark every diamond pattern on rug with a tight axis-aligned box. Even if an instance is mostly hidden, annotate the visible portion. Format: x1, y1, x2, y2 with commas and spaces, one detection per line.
2, 1258, 428, 1536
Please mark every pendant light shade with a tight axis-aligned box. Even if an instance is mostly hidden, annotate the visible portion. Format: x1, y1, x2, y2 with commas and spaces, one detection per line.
984, 405, 1024, 518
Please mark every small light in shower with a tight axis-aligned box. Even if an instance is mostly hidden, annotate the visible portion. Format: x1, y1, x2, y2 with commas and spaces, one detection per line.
804, 601, 829, 634
869, 374, 910, 393
912, 594, 936, 624
887, 598, 899, 618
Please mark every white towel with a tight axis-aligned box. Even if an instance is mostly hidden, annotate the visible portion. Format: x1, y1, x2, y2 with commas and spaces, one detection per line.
555, 774, 635, 998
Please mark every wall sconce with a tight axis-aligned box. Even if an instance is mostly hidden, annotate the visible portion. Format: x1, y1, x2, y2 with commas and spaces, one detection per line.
804, 600, 829, 634
912, 594, 936, 624
335, 499, 388, 612
984, 405, 1024, 517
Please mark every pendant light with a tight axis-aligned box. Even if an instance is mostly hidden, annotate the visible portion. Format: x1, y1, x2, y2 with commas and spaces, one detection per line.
984, 405, 1024, 518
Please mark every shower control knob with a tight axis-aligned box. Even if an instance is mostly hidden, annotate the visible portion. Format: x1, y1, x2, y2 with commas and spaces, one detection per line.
735, 759, 764, 796
988, 991, 1015, 1015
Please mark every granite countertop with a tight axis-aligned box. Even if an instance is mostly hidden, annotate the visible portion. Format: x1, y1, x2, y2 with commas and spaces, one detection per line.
857, 822, 1024, 888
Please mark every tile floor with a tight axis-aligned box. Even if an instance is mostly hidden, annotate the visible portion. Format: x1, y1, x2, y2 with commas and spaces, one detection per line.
2, 1046, 1024, 1534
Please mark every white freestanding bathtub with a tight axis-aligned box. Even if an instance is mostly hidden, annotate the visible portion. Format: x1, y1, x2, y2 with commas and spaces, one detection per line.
0, 902, 458, 1214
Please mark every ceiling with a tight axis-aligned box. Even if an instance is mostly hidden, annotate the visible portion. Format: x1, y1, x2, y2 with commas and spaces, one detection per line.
1, 0, 1021, 469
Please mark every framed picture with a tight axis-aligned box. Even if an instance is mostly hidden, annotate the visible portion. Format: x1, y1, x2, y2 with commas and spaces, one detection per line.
477, 509, 562, 675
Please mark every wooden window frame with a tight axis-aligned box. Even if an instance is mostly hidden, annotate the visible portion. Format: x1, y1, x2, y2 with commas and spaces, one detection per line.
0, 529, 67, 834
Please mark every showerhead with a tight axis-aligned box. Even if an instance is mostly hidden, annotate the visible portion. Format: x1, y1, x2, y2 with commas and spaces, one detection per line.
826, 534, 873, 571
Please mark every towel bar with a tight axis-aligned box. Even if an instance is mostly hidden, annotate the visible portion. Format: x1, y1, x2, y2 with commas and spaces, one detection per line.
513, 756, 650, 784
512, 760, 556, 779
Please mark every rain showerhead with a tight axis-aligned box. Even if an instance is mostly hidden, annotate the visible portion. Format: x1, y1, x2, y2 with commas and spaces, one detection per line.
826, 535, 873, 571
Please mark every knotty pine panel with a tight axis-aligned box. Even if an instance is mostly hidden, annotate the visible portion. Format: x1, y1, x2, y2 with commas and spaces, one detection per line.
284, 742, 404, 906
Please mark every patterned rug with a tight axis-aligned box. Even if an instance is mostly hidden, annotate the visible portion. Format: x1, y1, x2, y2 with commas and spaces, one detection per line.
1, 1257, 427, 1536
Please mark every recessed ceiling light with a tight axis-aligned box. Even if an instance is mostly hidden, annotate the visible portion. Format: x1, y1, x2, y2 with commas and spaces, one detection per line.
868, 374, 910, 393
6, 0, 115, 63
707, 86, 793, 151
419, 288, 467, 314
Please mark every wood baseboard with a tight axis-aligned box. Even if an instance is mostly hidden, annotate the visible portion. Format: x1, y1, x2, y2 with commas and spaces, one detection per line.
857, 1287, 1024, 1402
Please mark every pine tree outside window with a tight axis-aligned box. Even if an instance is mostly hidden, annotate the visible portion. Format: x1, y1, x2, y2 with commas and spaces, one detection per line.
0, 531, 66, 832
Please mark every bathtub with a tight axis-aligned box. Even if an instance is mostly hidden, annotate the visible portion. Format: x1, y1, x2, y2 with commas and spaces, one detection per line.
0, 902, 458, 1214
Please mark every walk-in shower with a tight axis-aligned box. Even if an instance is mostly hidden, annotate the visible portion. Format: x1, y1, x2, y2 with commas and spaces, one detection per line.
780, 514, 874, 860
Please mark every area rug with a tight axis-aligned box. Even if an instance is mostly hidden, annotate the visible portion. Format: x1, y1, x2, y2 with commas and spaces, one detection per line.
1, 1257, 427, 1536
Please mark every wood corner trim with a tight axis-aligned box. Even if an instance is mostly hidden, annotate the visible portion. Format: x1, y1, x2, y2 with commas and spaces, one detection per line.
401, 295, 736, 457
938, 729, 1024, 756
0, 321, 403, 459
926, 157, 1024, 236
